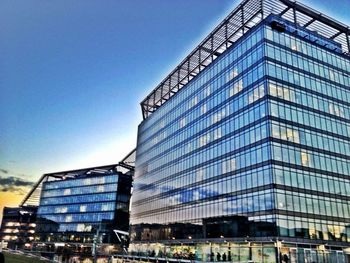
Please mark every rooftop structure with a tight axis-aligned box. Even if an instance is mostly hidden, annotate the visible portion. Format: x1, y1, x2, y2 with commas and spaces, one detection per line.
140, 0, 350, 119
20, 149, 136, 207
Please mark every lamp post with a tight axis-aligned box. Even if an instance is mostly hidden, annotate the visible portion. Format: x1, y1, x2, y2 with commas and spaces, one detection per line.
93, 224, 105, 263
92, 231, 98, 263
275, 239, 282, 263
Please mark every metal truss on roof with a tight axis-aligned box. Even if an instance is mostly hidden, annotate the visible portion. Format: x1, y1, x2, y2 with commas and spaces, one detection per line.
20, 149, 136, 207
119, 148, 136, 171
20, 173, 66, 207
140, 0, 350, 119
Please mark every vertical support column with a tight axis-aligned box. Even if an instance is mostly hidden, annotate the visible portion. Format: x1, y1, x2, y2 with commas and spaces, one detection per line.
225, 22, 228, 49
152, 93, 156, 111
147, 98, 150, 115
145, 101, 148, 119
160, 81, 164, 101
241, 6, 245, 34
187, 60, 190, 82
211, 35, 214, 62
293, 6, 297, 26
198, 48, 202, 71
169, 78, 172, 99
347, 33, 350, 54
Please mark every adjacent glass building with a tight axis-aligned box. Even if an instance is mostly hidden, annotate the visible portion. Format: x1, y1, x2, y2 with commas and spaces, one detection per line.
33, 164, 133, 261
0, 206, 37, 250
130, 0, 350, 262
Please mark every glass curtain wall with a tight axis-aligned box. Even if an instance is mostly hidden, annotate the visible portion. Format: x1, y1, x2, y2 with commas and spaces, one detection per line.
131, 14, 350, 262
265, 22, 350, 242
36, 174, 118, 242
132, 23, 273, 241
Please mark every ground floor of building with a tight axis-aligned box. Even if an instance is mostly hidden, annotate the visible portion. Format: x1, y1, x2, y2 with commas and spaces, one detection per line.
31, 242, 121, 263
127, 239, 350, 263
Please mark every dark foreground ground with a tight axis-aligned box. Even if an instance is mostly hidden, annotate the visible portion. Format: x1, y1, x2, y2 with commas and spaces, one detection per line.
2, 251, 52, 263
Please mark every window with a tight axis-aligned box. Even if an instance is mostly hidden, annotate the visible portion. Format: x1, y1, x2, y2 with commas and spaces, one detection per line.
201, 103, 207, 114
80, 205, 87, 212
204, 86, 211, 97
102, 204, 110, 211
189, 96, 198, 108
227, 68, 238, 82
229, 79, 243, 97
179, 117, 186, 128
84, 178, 92, 185
76, 224, 91, 232
56, 207, 68, 213
301, 151, 309, 166
222, 158, 236, 173
213, 127, 222, 140
76, 224, 84, 232
199, 134, 210, 147
279, 127, 299, 143
212, 111, 222, 124
196, 169, 205, 181
272, 125, 280, 138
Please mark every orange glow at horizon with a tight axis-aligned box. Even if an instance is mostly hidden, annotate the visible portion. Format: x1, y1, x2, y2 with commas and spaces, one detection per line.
0, 191, 27, 223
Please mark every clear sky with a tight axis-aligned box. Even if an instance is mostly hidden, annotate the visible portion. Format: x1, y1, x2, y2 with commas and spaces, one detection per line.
0, 0, 349, 220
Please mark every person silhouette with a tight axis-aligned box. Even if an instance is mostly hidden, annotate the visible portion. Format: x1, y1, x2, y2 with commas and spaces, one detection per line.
216, 252, 221, 261
222, 252, 227, 261
228, 251, 232, 261
210, 252, 214, 261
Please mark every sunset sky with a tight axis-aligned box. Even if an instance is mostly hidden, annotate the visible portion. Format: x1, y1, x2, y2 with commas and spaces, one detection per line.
1, 0, 349, 222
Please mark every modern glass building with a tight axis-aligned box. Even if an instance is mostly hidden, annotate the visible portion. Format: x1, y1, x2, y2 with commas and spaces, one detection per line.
0, 206, 37, 250
129, 0, 350, 262
32, 163, 133, 261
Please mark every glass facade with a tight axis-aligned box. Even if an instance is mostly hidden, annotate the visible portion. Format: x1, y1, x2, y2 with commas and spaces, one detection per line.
131, 14, 350, 262
35, 171, 132, 244
0, 206, 37, 250
266, 24, 350, 242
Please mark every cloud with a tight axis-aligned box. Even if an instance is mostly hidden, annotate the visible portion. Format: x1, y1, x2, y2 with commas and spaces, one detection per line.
0, 176, 34, 193
0, 167, 33, 178
0, 169, 8, 174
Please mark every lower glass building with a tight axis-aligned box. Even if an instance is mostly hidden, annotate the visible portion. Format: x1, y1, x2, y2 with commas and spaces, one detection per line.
33, 164, 133, 261
0, 206, 37, 250
130, 0, 350, 262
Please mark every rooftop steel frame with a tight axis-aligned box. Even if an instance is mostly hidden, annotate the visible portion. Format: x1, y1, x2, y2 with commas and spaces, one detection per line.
140, 0, 350, 119
20, 149, 136, 207
119, 148, 136, 171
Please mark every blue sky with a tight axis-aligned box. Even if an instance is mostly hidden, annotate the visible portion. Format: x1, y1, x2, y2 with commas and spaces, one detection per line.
0, 0, 349, 211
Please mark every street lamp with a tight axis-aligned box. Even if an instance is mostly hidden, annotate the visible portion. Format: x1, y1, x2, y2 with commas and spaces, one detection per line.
273, 238, 283, 263
93, 224, 106, 263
